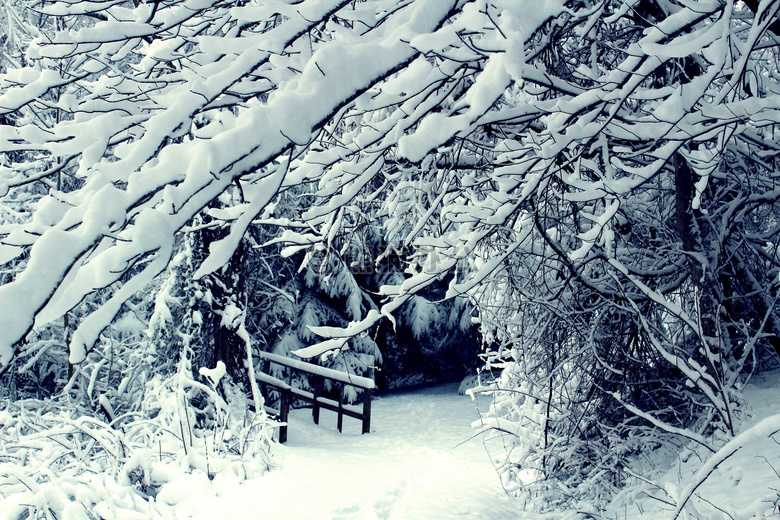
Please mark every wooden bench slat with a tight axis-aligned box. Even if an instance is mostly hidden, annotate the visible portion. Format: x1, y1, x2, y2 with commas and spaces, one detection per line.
258, 351, 375, 389
256, 370, 291, 390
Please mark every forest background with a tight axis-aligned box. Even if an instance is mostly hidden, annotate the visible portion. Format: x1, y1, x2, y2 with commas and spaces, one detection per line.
1, 0, 780, 518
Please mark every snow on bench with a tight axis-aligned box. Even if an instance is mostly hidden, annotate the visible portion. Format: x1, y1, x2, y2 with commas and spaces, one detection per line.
259, 351, 375, 389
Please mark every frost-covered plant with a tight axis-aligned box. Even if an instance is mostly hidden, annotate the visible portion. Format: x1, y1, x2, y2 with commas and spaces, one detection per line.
141, 354, 275, 479
0, 353, 274, 519
0, 216, 273, 518
474, 351, 683, 511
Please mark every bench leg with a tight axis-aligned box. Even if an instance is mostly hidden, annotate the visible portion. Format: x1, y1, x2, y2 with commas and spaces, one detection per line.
362, 389, 372, 434
337, 387, 344, 433
278, 387, 290, 443
312, 375, 320, 425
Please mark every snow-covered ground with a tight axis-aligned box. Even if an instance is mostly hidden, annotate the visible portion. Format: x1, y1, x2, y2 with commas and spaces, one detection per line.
166, 384, 521, 519
147, 377, 780, 520
3, 378, 779, 519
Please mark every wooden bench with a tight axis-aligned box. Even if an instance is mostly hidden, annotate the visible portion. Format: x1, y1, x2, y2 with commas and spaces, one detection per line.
257, 351, 374, 443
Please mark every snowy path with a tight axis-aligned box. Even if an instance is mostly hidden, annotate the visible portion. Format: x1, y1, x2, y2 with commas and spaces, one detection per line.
179, 384, 520, 519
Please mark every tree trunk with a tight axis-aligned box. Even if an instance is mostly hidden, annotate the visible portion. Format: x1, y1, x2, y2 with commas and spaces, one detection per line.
196, 213, 250, 391
674, 152, 733, 433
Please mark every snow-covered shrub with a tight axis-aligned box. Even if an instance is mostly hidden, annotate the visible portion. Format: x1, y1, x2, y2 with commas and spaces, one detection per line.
0, 232, 274, 518
474, 355, 682, 511
0, 352, 274, 519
